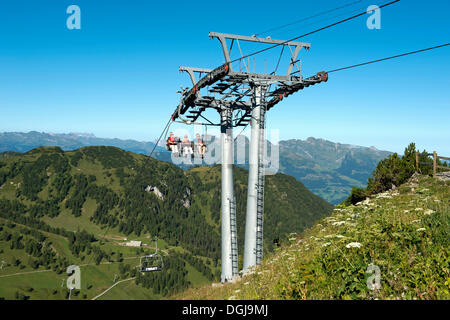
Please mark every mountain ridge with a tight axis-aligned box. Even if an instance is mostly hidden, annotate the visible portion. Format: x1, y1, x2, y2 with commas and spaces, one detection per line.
0, 131, 391, 204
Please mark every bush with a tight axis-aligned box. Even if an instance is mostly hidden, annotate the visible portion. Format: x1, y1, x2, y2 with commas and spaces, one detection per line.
343, 187, 368, 205
367, 152, 414, 194
14, 291, 30, 300
343, 143, 419, 205
23, 286, 34, 292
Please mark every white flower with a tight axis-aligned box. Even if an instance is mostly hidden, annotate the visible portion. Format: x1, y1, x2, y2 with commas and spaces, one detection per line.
416, 228, 426, 232
322, 242, 331, 247
346, 242, 362, 249
424, 209, 434, 215
376, 192, 392, 199
332, 221, 346, 226
415, 208, 423, 211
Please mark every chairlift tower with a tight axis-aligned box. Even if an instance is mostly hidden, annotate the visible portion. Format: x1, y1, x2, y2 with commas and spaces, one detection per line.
172, 32, 328, 281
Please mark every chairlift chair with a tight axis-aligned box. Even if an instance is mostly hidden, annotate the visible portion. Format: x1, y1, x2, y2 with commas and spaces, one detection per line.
165, 126, 209, 159
139, 253, 163, 272
139, 238, 164, 273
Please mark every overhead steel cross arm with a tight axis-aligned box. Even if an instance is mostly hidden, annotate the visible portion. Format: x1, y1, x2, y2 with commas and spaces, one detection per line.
209, 32, 311, 76
172, 63, 231, 120
209, 32, 311, 48
179, 66, 213, 86
179, 66, 214, 102
266, 71, 328, 111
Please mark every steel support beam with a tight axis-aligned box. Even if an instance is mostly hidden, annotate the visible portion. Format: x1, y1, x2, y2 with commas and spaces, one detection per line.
179, 66, 213, 85
243, 85, 265, 271
209, 32, 310, 49
220, 107, 236, 282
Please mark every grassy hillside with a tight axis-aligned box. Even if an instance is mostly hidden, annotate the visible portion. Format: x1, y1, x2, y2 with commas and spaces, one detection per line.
177, 174, 449, 300
0, 146, 332, 299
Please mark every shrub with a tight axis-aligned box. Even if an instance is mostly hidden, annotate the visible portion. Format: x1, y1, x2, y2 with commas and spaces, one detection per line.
367, 152, 415, 194
343, 143, 418, 204
343, 187, 368, 205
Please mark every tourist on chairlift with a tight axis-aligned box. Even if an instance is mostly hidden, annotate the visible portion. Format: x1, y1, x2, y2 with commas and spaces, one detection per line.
194, 133, 206, 159
166, 132, 179, 156
182, 134, 193, 157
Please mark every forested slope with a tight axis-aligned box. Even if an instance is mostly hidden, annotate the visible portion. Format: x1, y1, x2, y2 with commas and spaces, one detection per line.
0, 146, 332, 299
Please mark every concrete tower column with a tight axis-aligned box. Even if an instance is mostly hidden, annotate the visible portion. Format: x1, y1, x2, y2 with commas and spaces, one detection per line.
220, 107, 235, 282
243, 85, 263, 271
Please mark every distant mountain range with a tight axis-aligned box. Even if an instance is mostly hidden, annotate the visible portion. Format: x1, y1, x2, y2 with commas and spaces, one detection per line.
0, 131, 391, 204
0, 131, 164, 154
279, 138, 391, 204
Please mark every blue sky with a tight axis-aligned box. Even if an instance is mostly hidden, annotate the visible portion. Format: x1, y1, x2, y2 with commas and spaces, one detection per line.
0, 0, 449, 155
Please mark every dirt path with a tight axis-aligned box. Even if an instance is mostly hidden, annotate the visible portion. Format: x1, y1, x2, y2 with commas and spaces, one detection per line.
0, 256, 140, 279
0, 269, 52, 279
91, 277, 135, 300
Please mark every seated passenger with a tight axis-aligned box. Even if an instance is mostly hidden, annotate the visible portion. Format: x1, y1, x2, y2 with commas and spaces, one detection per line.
175, 136, 181, 154
182, 134, 193, 157
167, 132, 179, 156
194, 133, 206, 159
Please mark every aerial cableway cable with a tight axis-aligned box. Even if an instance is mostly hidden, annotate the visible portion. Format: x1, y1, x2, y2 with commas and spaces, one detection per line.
326, 43, 450, 73
152, 1, 405, 158
170, 0, 400, 119
255, 0, 365, 37
228, 0, 400, 65
149, 117, 173, 158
